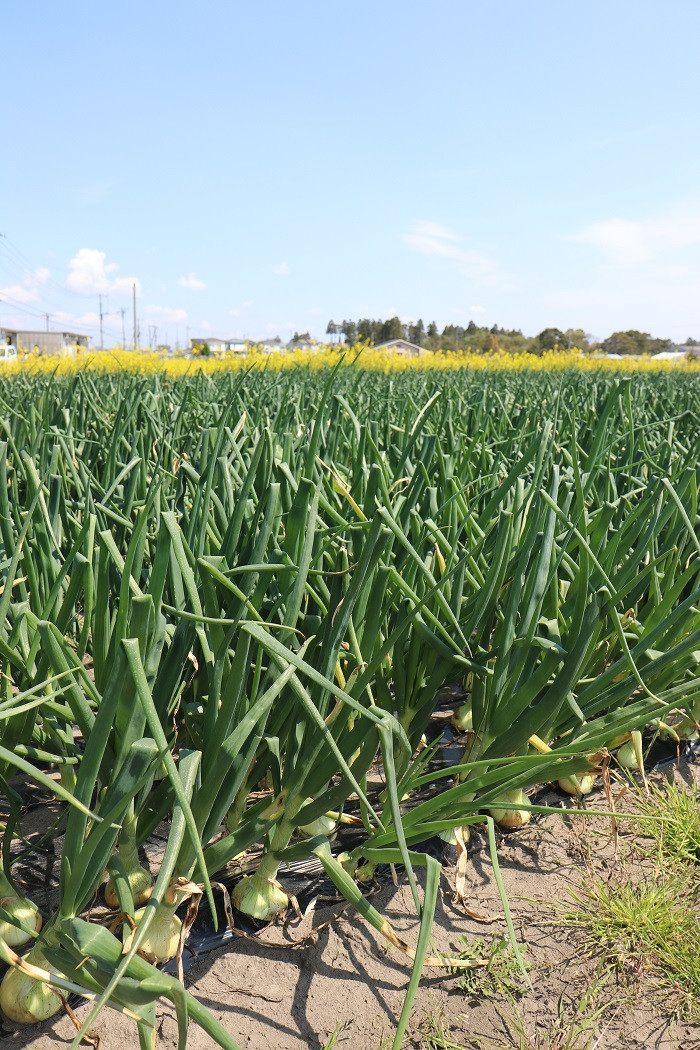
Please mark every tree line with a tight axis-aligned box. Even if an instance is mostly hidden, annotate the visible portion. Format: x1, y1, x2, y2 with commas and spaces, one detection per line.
324, 318, 695, 356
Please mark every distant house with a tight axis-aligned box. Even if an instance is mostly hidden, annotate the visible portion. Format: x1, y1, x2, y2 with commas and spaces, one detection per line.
1, 328, 90, 356
669, 344, 700, 359
188, 336, 247, 356
286, 337, 317, 350
652, 350, 688, 362
373, 338, 429, 357
255, 337, 285, 353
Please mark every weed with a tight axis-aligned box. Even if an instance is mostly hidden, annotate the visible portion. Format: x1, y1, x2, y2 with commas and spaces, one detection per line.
565, 871, 700, 1019
320, 1022, 349, 1049
413, 978, 613, 1049
413, 1008, 478, 1049
447, 935, 528, 1001
499, 978, 615, 1050
635, 778, 700, 870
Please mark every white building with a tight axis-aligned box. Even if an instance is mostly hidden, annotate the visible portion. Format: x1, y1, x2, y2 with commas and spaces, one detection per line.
373, 338, 429, 357
0, 329, 90, 356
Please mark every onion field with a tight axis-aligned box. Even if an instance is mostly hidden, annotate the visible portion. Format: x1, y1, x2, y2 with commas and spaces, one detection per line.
0, 363, 699, 1049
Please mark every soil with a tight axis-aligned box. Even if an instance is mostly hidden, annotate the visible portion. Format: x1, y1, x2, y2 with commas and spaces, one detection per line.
3, 762, 700, 1050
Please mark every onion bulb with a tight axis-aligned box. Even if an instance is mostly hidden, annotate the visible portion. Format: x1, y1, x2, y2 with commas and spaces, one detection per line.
616, 740, 640, 769
451, 703, 473, 733
233, 873, 288, 921
104, 863, 153, 910
0, 943, 61, 1025
296, 798, 337, 838
0, 873, 42, 949
123, 902, 181, 964
557, 774, 596, 796
487, 789, 531, 829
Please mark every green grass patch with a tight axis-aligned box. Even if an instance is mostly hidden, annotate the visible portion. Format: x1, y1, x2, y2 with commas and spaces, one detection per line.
565, 872, 700, 1020
635, 778, 700, 870
447, 935, 528, 1001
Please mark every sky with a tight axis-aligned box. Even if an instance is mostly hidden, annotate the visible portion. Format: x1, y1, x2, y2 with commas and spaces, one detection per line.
2, 1, 700, 347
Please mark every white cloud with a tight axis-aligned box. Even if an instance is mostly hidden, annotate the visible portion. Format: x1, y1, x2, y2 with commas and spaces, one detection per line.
52, 309, 99, 327
272, 263, 290, 276
66, 248, 140, 297
411, 220, 461, 242
177, 273, 206, 291
469, 304, 486, 313
0, 267, 51, 304
575, 202, 700, 267
144, 305, 188, 324
403, 221, 513, 288
0, 281, 38, 304
575, 219, 651, 266
74, 311, 99, 326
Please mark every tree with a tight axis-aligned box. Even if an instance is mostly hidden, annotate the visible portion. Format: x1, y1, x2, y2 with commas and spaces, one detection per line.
325, 320, 337, 344
599, 330, 670, 356
377, 316, 404, 343
564, 329, 591, 351
340, 320, 357, 345
535, 328, 566, 354
356, 319, 374, 344
408, 319, 425, 346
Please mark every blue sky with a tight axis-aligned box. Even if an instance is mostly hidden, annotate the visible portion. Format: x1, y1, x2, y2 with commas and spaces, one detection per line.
2, 1, 700, 347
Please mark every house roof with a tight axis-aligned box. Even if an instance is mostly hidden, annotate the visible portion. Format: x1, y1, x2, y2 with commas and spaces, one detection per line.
373, 338, 428, 354
670, 344, 700, 357
189, 336, 246, 344
2, 328, 90, 339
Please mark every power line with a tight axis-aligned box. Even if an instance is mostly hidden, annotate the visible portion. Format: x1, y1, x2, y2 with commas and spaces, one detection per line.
0, 234, 95, 301
0, 294, 122, 342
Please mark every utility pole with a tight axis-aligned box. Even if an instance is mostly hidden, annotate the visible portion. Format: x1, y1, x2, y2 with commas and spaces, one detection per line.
120, 308, 126, 349
132, 283, 138, 351
44, 313, 50, 332
98, 295, 105, 350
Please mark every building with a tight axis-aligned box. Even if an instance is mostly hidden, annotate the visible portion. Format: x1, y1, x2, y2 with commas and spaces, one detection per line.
373, 338, 429, 357
669, 344, 700, 359
255, 337, 285, 353
0, 329, 90, 356
652, 350, 688, 362
188, 336, 247, 356
286, 336, 318, 350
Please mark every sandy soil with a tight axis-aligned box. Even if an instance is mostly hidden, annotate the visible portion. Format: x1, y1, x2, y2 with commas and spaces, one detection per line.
3, 764, 700, 1050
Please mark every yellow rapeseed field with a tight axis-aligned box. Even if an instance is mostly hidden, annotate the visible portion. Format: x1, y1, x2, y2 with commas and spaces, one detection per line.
3, 344, 700, 377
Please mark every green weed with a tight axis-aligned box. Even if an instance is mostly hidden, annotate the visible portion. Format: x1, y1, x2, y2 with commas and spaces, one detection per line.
447, 935, 528, 1001
565, 872, 700, 1019
635, 778, 700, 870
